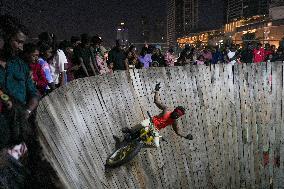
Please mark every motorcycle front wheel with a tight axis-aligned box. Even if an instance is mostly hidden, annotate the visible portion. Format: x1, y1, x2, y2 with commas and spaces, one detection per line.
106, 140, 143, 168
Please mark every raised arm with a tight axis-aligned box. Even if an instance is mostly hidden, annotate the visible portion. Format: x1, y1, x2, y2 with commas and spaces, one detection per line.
153, 83, 167, 111
154, 91, 167, 110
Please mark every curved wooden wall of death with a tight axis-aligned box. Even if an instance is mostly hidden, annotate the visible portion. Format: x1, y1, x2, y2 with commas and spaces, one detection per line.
36, 63, 284, 189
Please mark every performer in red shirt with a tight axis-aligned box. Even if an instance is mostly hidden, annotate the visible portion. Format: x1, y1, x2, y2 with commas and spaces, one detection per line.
121, 83, 189, 147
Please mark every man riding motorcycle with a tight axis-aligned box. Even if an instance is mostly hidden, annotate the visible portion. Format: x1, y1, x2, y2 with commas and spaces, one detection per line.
119, 83, 189, 148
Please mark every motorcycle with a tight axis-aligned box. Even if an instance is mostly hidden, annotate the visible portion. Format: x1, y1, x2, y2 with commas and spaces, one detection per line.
105, 112, 157, 168
105, 112, 193, 168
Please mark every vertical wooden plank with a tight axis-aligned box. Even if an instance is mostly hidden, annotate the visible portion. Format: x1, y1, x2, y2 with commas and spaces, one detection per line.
259, 62, 271, 188
271, 62, 282, 189
248, 63, 261, 189
232, 64, 241, 189
234, 63, 247, 189
279, 61, 284, 189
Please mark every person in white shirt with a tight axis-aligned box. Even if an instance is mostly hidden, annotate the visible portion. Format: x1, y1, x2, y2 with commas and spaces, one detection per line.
227, 46, 237, 65
50, 49, 68, 87
38, 32, 68, 87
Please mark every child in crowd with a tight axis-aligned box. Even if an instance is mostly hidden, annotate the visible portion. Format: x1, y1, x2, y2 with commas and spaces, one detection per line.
38, 43, 56, 92
195, 55, 205, 65
107, 61, 114, 74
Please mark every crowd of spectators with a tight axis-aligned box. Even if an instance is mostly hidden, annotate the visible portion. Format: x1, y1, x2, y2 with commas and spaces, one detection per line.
0, 13, 284, 188
175, 42, 284, 66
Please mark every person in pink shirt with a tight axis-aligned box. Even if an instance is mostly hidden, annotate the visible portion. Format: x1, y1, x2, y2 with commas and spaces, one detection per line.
195, 55, 205, 65
165, 48, 175, 67
202, 46, 212, 64
253, 43, 265, 63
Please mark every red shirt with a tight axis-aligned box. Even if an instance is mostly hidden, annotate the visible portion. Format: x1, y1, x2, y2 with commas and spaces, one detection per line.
152, 111, 175, 130
29, 63, 48, 95
253, 48, 265, 63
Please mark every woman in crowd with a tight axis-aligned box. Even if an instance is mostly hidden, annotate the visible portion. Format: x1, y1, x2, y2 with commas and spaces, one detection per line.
202, 46, 212, 65
138, 47, 152, 68
125, 45, 138, 69
176, 45, 190, 66
91, 35, 111, 74
152, 46, 166, 67
23, 43, 48, 96
165, 48, 175, 67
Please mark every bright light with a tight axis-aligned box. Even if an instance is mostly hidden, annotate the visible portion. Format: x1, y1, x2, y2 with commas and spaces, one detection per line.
117, 28, 122, 31
121, 22, 125, 25
219, 40, 223, 43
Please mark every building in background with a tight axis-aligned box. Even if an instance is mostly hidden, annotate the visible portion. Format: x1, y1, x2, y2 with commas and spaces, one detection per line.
116, 22, 129, 46
167, 0, 176, 46
175, 0, 184, 39
139, 16, 150, 43
226, 0, 283, 47
226, 0, 269, 23
177, 0, 284, 48
167, 0, 224, 47
184, 0, 199, 33
151, 18, 167, 44
131, 16, 166, 50
270, 0, 284, 21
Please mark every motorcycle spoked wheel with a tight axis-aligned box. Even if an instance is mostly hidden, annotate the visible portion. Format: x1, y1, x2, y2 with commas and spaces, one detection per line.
106, 140, 144, 168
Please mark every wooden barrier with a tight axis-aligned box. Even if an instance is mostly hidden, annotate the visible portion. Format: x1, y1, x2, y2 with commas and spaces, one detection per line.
36, 62, 284, 189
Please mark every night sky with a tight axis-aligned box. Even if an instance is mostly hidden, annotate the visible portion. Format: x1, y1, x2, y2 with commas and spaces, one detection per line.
0, 0, 166, 46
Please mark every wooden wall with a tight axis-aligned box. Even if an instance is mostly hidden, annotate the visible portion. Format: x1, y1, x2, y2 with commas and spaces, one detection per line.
36, 62, 284, 189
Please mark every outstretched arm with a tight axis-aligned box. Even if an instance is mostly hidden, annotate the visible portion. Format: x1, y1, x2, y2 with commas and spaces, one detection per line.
172, 121, 180, 135
172, 121, 192, 140
153, 83, 167, 111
